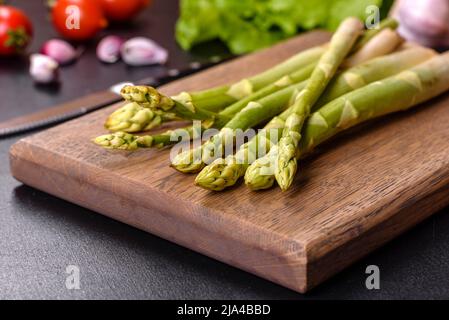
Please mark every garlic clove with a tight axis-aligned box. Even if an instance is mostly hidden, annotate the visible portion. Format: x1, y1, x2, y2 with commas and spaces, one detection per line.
120, 37, 168, 66
29, 54, 59, 84
97, 35, 124, 64
41, 39, 80, 65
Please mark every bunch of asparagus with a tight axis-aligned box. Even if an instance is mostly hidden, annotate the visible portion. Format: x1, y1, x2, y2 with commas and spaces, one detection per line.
94, 17, 449, 192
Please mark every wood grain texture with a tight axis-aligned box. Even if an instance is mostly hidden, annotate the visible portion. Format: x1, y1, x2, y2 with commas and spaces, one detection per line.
9, 31, 449, 293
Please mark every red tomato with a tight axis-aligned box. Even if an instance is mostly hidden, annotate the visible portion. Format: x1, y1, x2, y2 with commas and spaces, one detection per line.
100, 0, 151, 22
52, 0, 107, 41
0, 5, 33, 56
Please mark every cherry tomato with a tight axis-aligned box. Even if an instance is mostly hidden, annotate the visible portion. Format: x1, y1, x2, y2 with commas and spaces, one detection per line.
100, 0, 151, 22
52, 0, 107, 41
0, 5, 33, 56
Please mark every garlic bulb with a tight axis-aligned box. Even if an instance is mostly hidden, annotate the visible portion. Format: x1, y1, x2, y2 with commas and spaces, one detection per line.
121, 37, 168, 66
29, 54, 59, 84
394, 0, 449, 47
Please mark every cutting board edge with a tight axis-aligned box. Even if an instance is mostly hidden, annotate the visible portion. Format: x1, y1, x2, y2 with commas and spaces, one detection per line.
302, 147, 449, 290
305, 178, 449, 291
9, 138, 311, 293
305, 149, 449, 259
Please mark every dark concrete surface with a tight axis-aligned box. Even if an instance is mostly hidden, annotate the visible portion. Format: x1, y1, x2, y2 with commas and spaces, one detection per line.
1, 0, 448, 300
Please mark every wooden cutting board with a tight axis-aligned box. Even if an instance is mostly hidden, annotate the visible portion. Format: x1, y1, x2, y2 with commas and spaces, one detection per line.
9, 31, 449, 293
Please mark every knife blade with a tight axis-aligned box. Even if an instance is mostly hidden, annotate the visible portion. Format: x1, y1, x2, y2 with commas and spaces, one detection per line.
0, 57, 228, 138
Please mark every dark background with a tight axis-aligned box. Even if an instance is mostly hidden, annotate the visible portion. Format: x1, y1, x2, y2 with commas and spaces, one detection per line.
1, 0, 449, 300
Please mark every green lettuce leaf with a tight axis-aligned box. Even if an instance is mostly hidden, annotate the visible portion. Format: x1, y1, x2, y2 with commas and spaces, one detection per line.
176, 0, 391, 55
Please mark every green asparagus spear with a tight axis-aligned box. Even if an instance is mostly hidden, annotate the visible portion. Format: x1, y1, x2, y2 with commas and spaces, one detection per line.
351, 17, 398, 53
94, 125, 203, 150
244, 145, 280, 190
120, 85, 226, 124
104, 102, 179, 133
316, 47, 435, 107
94, 131, 154, 151
247, 52, 449, 190
275, 17, 364, 191
344, 28, 403, 68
